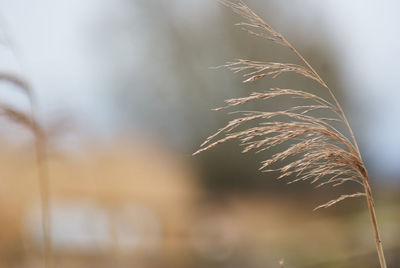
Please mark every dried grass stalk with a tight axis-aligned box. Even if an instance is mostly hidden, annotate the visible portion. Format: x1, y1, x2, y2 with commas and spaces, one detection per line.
195, 1, 386, 267
0, 73, 53, 268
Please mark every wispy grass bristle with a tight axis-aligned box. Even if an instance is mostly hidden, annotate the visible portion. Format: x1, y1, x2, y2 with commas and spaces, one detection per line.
196, 1, 387, 267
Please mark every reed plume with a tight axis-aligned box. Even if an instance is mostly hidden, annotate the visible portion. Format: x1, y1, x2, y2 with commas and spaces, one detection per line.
0, 73, 53, 268
194, 1, 387, 266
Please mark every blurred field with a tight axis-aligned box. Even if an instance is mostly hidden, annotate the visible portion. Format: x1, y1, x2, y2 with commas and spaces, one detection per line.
0, 139, 399, 268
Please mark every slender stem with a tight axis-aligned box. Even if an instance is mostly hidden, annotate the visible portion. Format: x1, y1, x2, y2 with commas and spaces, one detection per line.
29, 100, 53, 268
363, 178, 387, 268
34, 128, 53, 268
0, 50, 53, 266
282, 38, 387, 267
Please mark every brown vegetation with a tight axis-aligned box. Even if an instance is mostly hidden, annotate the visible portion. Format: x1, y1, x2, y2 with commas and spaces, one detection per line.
195, 1, 386, 266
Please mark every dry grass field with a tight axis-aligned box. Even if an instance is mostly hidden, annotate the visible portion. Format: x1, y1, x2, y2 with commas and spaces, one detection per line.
0, 140, 398, 267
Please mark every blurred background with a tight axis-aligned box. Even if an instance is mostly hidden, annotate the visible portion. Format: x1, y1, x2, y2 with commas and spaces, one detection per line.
0, 0, 399, 267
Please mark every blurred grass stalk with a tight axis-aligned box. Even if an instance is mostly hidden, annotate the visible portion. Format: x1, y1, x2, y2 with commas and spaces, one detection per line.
0, 73, 53, 268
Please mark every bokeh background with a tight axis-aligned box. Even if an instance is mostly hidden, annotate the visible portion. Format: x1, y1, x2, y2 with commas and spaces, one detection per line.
0, 0, 399, 267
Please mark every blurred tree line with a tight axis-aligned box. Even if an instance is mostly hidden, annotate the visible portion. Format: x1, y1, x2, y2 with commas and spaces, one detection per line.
87, 0, 355, 197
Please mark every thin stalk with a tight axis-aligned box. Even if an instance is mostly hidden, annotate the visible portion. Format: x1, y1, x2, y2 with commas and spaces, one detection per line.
0, 41, 53, 266
282, 38, 387, 268
34, 128, 53, 268
29, 98, 53, 268
363, 178, 387, 268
